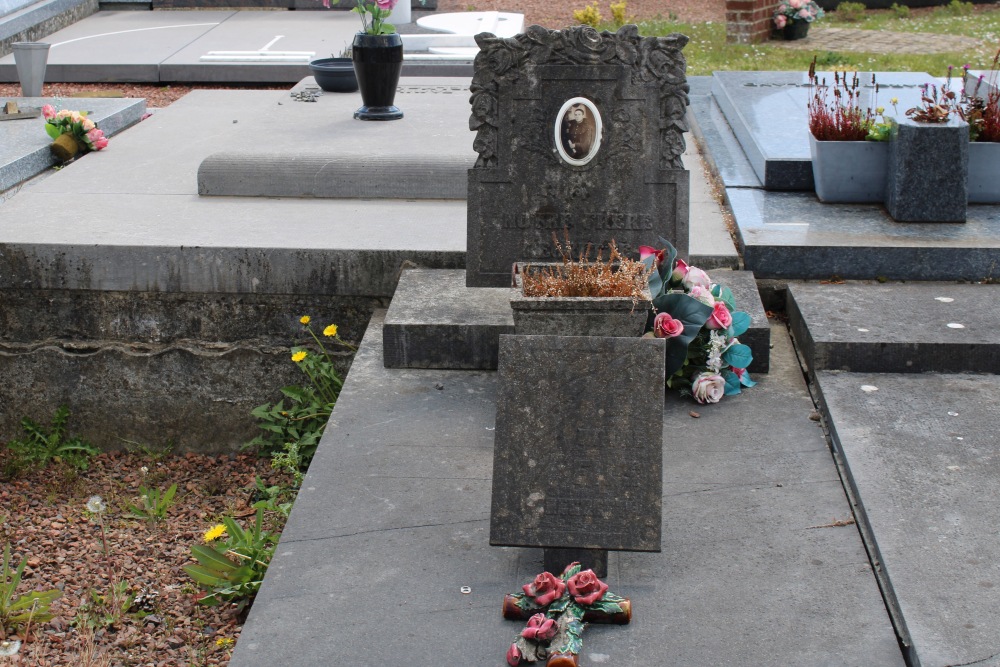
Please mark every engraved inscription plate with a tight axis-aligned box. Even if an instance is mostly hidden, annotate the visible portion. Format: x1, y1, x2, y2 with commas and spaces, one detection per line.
489, 335, 665, 551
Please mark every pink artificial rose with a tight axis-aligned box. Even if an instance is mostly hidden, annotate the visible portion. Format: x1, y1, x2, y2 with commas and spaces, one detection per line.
522, 571, 566, 606
41, 104, 56, 119
692, 372, 725, 404
94, 137, 109, 150
689, 285, 715, 307
797, 8, 810, 19
521, 613, 557, 641
774, 13, 787, 28
86, 128, 103, 142
653, 312, 684, 339
566, 569, 609, 606
506, 643, 522, 666
682, 267, 711, 290
375, 0, 397, 9
639, 245, 665, 267
706, 302, 733, 330
789, 0, 803, 8
671, 258, 689, 283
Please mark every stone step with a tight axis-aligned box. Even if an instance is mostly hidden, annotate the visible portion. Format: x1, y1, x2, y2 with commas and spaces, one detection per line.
383, 268, 771, 373
788, 282, 1000, 374
814, 370, 1000, 667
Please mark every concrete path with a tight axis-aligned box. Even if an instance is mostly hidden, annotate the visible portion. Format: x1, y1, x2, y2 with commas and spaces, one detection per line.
778, 26, 984, 55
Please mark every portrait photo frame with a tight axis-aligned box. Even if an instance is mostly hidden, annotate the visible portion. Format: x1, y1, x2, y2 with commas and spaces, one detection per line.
554, 97, 603, 166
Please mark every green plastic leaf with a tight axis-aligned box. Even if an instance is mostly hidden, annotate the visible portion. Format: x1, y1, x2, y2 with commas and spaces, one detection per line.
721, 369, 742, 396
729, 311, 751, 338
651, 293, 713, 377
642, 255, 662, 300
44, 123, 61, 141
711, 285, 735, 311
722, 343, 753, 370
739, 371, 757, 388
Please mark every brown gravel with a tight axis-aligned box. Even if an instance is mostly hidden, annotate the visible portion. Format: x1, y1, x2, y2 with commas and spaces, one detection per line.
0, 450, 292, 666
436, 0, 725, 31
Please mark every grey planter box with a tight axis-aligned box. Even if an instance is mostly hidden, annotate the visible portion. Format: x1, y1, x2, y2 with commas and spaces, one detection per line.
510, 264, 652, 337
809, 134, 888, 203
968, 141, 1000, 204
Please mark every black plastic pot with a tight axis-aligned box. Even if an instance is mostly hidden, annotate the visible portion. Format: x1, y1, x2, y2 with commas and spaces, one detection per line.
351, 32, 404, 121
782, 19, 810, 40
308, 58, 359, 93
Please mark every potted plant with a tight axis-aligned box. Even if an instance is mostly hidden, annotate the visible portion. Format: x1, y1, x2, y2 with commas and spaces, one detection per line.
808, 64, 892, 203
324, 0, 404, 120
773, 0, 823, 40
640, 239, 756, 404
960, 54, 1000, 203
41, 105, 108, 162
308, 44, 359, 93
510, 236, 652, 338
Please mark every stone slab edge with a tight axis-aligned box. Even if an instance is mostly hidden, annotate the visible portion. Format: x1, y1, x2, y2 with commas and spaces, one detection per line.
0, 0, 96, 56
712, 269, 770, 373
0, 97, 145, 193
686, 88, 762, 190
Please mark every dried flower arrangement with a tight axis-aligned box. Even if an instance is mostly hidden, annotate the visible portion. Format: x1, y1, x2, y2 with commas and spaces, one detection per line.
517, 233, 650, 302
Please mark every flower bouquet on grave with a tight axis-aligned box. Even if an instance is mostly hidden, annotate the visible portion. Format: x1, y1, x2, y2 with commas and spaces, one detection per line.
503, 562, 631, 667
640, 239, 756, 405
41, 105, 108, 162
773, 0, 823, 30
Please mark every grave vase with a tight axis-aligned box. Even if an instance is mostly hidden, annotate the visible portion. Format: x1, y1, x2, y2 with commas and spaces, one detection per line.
351, 32, 404, 121
782, 19, 809, 40
968, 141, 1000, 204
50, 132, 83, 162
809, 133, 889, 203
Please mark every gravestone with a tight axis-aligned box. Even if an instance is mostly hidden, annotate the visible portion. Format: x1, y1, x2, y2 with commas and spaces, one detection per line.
490, 334, 666, 574
466, 25, 691, 287
885, 116, 968, 222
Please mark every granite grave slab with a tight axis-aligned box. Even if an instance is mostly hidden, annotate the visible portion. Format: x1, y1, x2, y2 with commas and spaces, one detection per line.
815, 370, 1000, 667
711, 70, 935, 191
787, 282, 1000, 373
466, 26, 690, 286
490, 334, 665, 552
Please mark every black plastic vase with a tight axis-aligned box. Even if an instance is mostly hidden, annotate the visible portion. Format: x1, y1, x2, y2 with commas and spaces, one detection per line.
782, 19, 810, 40
351, 32, 404, 121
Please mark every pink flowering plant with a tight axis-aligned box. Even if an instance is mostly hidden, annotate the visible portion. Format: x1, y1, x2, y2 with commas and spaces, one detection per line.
504, 562, 628, 665
322, 0, 398, 34
773, 0, 824, 29
41, 105, 108, 152
640, 238, 756, 404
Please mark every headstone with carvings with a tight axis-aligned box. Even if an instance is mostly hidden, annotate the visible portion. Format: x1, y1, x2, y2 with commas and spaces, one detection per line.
490, 334, 665, 575
466, 25, 690, 287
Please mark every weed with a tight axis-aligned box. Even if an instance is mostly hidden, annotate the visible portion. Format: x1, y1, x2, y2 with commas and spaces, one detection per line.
936, 0, 973, 16
835, 1, 866, 22
74, 574, 134, 631
0, 545, 61, 636
127, 483, 178, 524
573, 2, 602, 27
4, 406, 98, 474
890, 2, 910, 19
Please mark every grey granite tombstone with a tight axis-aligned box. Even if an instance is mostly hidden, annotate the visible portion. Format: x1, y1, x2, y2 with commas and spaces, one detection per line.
490, 334, 666, 570
466, 25, 691, 287
885, 116, 968, 222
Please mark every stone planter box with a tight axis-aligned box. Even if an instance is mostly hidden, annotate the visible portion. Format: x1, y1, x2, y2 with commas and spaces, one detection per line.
809, 134, 888, 203
968, 141, 1000, 204
510, 264, 652, 337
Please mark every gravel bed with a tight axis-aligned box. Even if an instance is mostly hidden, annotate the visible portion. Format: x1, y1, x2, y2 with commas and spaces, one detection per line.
0, 450, 292, 666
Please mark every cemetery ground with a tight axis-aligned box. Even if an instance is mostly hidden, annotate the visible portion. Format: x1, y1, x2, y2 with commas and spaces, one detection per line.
0, 447, 295, 666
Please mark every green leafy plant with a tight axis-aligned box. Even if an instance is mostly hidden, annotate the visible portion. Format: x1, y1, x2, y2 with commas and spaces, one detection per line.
835, 1, 866, 22
573, 2, 602, 27
0, 545, 61, 635
127, 483, 178, 524
890, 2, 910, 19
184, 508, 277, 613
4, 406, 99, 474
251, 476, 294, 518
609, 1, 629, 27
74, 575, 134, 630
244, 317, 353, 484
936, 0, 973, 16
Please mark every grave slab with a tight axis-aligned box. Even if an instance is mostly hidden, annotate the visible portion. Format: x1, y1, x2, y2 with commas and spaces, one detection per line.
711, 71, 934, 191
815, 370, 1000, 667
231, 315, 902, 666
788, 282, 1000, 373
0, 95, 145, 193
490, 334, 665, 551
687, 86, 761, 189
382, 268, 514, 369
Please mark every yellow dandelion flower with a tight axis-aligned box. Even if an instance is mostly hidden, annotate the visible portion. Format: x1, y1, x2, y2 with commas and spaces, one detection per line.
292, 350, 307, 363
323, 324, 338, 337
203, 524, 227, 542
216, 637, 235, 648
300, 315, 311, 325
890, 97, 899, 105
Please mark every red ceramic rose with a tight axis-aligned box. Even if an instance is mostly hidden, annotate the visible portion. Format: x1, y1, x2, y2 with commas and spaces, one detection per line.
521, 613, 558, 641
506, 642, 522, 666
566, 569, 608, 606
522, 571, 566, 606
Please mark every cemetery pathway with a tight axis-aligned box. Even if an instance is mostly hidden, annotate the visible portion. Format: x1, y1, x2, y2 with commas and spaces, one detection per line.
779, 26, 984, 54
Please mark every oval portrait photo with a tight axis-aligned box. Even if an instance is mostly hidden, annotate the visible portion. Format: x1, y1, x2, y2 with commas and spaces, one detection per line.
554, 97, 602, 166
